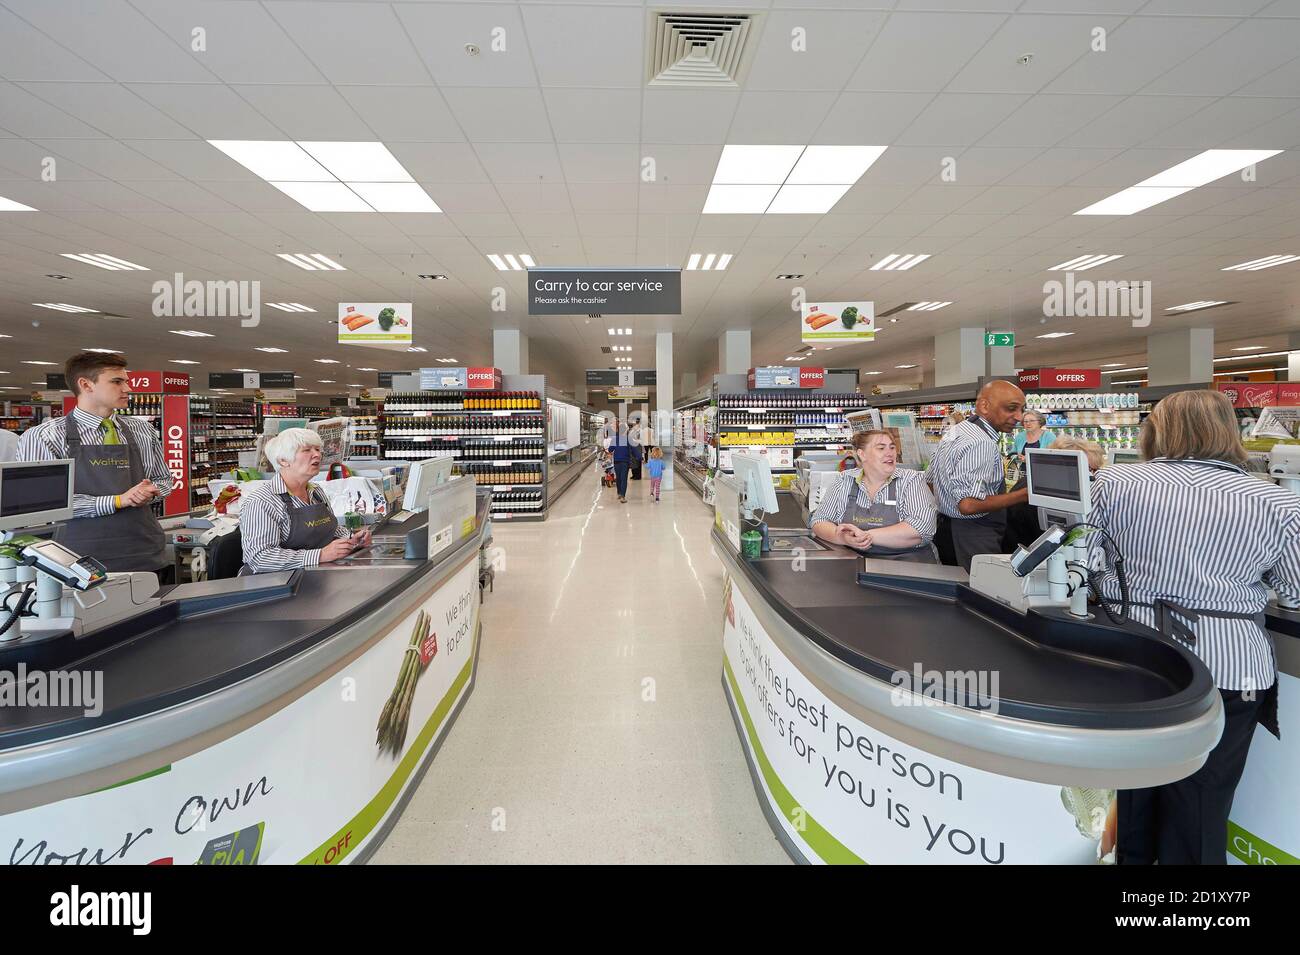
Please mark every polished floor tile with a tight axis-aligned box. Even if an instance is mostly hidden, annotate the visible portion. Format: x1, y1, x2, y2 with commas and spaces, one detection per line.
371, 466, 791, 865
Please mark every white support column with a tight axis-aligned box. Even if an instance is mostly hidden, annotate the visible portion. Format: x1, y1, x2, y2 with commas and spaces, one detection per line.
493, 328, 530, 375
656, 330, 674, 490
934, 327, 986, 386
718, 329, 751, 375
1147, 328, 1213, 386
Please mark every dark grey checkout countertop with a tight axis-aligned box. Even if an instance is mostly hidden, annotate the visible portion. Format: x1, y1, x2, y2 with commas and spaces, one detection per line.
719, 527, 1219, 732
0, 503, 484, 754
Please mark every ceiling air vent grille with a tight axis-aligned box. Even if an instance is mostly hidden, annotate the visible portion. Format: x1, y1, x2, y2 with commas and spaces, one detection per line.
647, 13, 755, 87
601, 346, 612, 354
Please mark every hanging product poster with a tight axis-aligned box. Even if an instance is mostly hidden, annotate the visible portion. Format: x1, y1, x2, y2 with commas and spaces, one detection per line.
802, 301, 875, 344
338, 303, 412, 345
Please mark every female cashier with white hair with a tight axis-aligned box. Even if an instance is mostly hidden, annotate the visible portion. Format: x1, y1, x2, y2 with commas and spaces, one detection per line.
240, 428, 370, 573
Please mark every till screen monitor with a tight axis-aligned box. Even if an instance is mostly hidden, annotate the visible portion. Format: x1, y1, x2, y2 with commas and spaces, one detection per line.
0, 459, 75, 531
1026, 449, 1090, 517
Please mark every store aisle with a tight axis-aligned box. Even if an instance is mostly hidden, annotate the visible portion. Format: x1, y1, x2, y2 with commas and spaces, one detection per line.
372, 465, 791, 864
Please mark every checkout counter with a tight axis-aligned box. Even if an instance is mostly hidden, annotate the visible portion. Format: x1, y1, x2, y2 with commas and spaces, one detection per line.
0, 459, 490, 865
712, 452, 1234, 865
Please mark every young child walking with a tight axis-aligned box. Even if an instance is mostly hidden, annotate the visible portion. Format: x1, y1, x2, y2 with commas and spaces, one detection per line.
646, 447, 665, 501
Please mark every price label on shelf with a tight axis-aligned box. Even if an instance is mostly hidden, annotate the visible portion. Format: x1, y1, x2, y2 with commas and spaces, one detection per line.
493, 435, 511, 441
493, 460, 513, 467
747, 424, 765, 430
491, 410, 511, 416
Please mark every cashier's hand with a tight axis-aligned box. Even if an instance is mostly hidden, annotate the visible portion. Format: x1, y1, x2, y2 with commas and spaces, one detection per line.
351, 529, 372, 549
319, 538, 357, 564
837, 523, 872, 548
119, 480, 160, 508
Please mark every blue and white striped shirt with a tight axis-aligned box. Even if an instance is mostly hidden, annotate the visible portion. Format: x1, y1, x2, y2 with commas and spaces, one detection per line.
14, 407, 173, 518
240, 474, 351, 572
929, 417, 1005, 520
1089, 459, 1300, 691
810, 468, 938, 542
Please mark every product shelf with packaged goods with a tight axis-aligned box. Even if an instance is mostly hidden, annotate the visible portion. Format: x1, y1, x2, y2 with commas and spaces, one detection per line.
379, 376, 549, 520
673, 390, 714, 498
193, 397, 257, 504
545, 391, 599, 508
0, 401, 52, 434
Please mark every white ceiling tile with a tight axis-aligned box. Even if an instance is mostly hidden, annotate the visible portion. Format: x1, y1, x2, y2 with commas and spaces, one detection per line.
1143, 20, 1300, 96
858, 146, 952, 186
262, 1, 431, 85
1045, 17, 1237, 95
1055, 95, 1217, 149
1231, 106, 1300, 150
513, 212, 579, 237
1009, 146, 1121, 187
429, 183, 508, 215
832, 183, 918, 215
641, 90, 740, 144
950, 146, 1044, 184
637, 144, 723, 184
727, 91, 837, 144
4, 0, 215, 83
128, 83, 286, 139
744, 11, 888, 91
979, 94, 1126, 147
846, 13, 1008, 92
0, 7, 107, 82
48, 180, 171, 213
34, 139, 182, 180
568, 183, 638, 214
230, 84, 375, 139
492, 182, 570, 214
636, 182, 709, 214
892, 184, 988, 214
897, 93, 1029, 146
120, 139, 259, 181
335, 86, 463, 142
814, 92, 934, 145
445, 213, 521, 237
635, 214, 700, 237
388, 143, 489, 183
473, 142, 563, 184
389, 213, 463, 237
195, 179, 313, 213
394, 3, 537, 87
574, 213, 637, 236
556, 143, 638, 183
132, 0, 325, 84
1140, 97, 1300, 148
17, 82, 197, 139
0, 139, 103, 180
520, 4, 643, 87
543, 89, 641, 143
124, 180, 239, 214
442, 88, 553, 142
949, 15, 1126, 94
0, 82, 104, 137
957, 185, 1054, 214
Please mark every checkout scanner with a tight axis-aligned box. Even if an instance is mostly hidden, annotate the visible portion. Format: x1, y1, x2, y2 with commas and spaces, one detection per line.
731, 452, 780, 553
0, 460, 160, 641
969, 449, 1096, 617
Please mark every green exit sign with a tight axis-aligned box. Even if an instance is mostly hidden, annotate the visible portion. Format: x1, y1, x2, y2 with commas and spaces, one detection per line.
985, 332, 1015, 347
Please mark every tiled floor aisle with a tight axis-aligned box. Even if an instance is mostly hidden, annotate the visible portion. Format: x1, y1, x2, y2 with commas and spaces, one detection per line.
372, 465, 791, 864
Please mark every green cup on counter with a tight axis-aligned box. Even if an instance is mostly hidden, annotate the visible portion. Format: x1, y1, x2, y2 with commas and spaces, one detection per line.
344, 511, 363, 533
741, 529, 762, 561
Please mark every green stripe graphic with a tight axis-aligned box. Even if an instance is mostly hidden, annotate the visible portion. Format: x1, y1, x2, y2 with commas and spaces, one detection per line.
300, 619, 479, 865
1227, 821, 1298, 865
92, 764, 171, 794
723, 655, 865, 865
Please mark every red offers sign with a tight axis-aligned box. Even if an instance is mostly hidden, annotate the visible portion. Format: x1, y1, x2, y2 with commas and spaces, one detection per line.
161, 395, 190, 515
1019, 368, 1102, 389
799, 367, 827, 389
466, 367, 502, 391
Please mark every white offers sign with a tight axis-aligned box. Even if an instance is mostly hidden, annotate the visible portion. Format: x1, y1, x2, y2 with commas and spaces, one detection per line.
802, 301, 875, 344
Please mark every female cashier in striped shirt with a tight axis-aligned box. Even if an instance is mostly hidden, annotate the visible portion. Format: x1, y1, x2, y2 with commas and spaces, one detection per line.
1089, 390, 1300, 864
240, 428, 370, 574
810, 430, 938, 562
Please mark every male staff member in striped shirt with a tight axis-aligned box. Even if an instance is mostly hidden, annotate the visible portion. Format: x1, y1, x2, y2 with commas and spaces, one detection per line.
1089, 389, 1300, 864
15, 351, 172, 574
929, 379, 1028, 572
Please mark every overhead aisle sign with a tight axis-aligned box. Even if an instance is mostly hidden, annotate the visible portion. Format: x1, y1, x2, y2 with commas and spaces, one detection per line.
529, 269, 680, 315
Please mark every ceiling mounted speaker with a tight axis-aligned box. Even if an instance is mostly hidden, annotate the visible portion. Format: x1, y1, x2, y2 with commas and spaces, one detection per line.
647, 12, 757, 87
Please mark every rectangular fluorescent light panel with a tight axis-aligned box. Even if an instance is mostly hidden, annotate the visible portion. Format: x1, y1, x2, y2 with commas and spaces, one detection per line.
0, 195, 37, 211
1075, 149, 1282, 216
1037, 332, 1075, 339
871, 253, 930, 271
907, 302, 951, 311
1222, 254, 1300, 271
254, 347, 288, 353
168, 329, 214, 338
266, 303, 316, 312
705, 145, 885, 215
1166, 301, 1228, 313
1047, 254, 1123, 272
488, 254, 535, 271
33, 303, 98, 313
61, 253, 149, 271
278, 253, 346, 271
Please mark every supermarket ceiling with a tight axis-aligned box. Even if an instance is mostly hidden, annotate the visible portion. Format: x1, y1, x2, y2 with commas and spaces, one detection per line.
1, 0, 1300, 396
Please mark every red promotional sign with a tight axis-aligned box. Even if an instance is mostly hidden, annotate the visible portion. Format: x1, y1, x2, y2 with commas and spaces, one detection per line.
161, 372, 190, 394
128, 370, 162, 393
1019, 368, 1101, 390
466, 367, 502, 391
1240, 383, 1279, 409
162, 394, 190, 515
1215, 383, 1246, 408
799, 367, 827, 389
419, 630, 438, 666
1276, 383, 1300, 407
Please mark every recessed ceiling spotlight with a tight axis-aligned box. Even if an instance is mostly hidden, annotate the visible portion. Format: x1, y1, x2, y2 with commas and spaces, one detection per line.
61, 253, 149, 271
45, 274, 72, 281
1036, 332, 1075, 339
1075, 149, 1283, 216
419, 274, 448, 281
170, 359, 200, 365
254, 347, 288, 353
314, 358, 340, 364
33, 303, 98, 313
277, 252, 346, 271
895, 363, 918, 369
1222, 254, 1300, 271
862, 371, 882, 376
1047, 254, 1123, 272
776, 274, 804, 280
870, 253, 930, 271
265, 303, 317, 312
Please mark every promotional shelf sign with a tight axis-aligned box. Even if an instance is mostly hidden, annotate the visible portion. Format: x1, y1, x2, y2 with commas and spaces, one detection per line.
802, 301, 875, 344
339, 303, 412, 344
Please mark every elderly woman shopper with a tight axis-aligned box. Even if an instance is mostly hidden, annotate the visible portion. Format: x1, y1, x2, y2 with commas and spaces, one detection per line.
1013, 409, 1056, 460
240, 428, 370, 573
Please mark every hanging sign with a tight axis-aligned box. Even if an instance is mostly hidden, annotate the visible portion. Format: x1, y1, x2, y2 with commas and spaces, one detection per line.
1019, 368, 1101, 390
528, 269, 680, 315
339, 303, 412, 344
609, 387, 649, 400
802, 301, 875, 344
